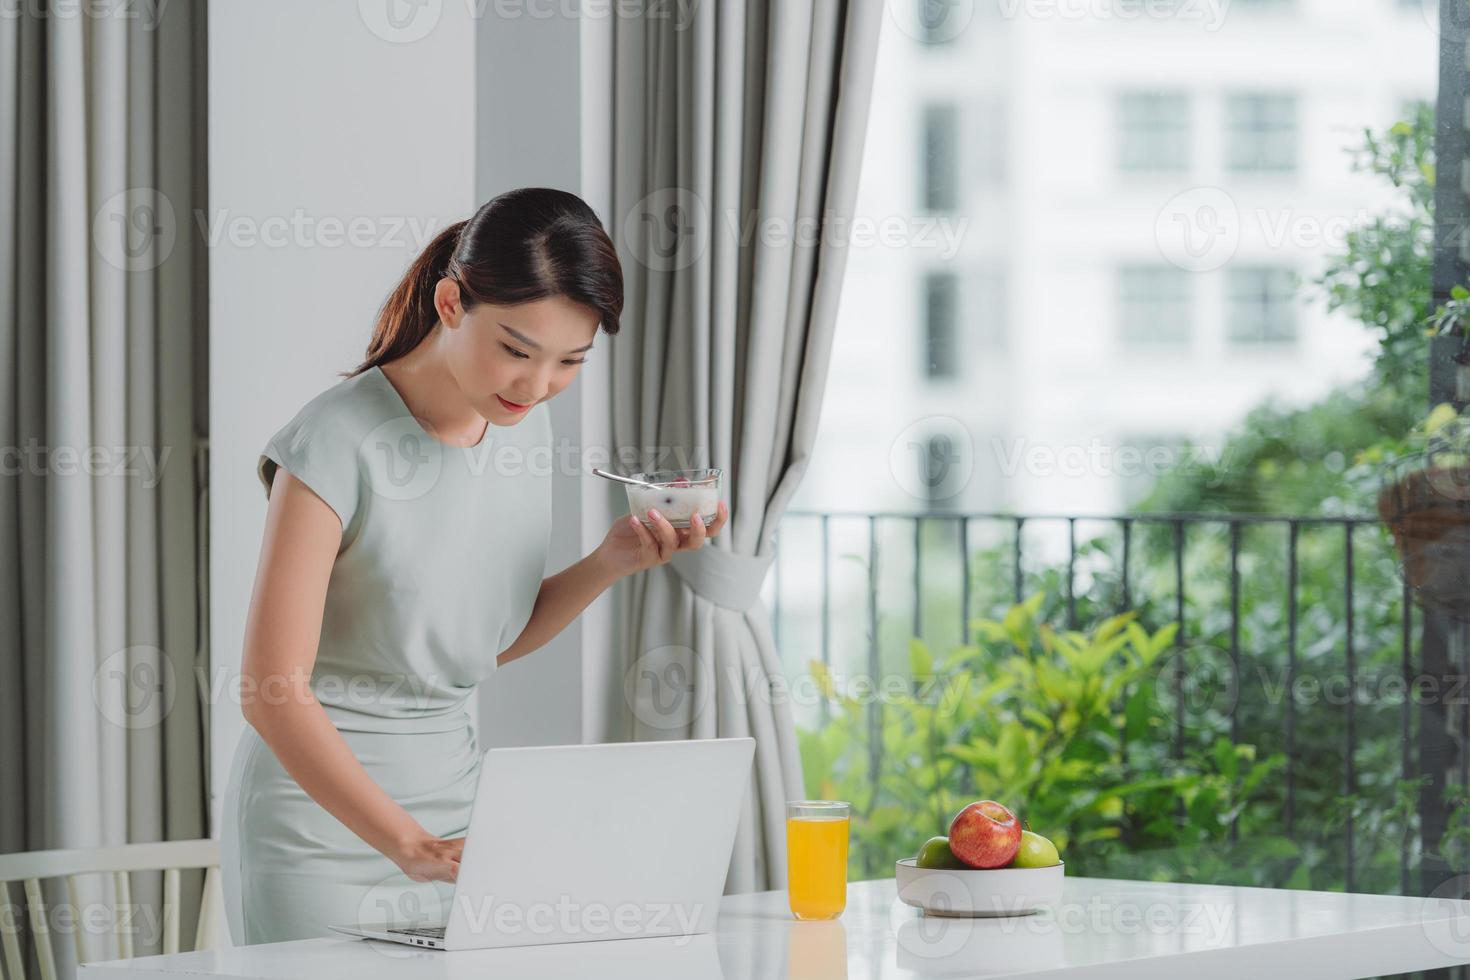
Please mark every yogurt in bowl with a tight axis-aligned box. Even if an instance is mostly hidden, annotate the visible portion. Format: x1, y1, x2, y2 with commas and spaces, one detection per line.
626, 468, 721, 529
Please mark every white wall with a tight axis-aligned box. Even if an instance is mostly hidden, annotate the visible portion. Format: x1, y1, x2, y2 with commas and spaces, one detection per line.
208, 0, 478, 825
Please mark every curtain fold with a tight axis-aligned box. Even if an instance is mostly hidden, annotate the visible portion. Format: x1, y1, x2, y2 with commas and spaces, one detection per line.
610, 0, 883, 893
0, 2, 209, 972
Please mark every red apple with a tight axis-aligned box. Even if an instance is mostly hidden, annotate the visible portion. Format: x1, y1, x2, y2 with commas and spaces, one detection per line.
947, 800, 1022, 869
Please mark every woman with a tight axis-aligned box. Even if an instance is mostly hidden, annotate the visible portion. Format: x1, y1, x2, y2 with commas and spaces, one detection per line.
219, 187, 727, 944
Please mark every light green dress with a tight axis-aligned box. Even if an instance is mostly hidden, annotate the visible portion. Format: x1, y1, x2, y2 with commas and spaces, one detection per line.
220, 365, 552, 945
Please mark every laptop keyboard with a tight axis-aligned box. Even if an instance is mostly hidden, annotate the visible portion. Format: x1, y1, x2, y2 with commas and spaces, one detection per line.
389, 925, 446, 939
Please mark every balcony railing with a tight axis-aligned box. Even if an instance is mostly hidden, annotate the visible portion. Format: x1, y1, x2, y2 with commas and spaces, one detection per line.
771, 509, 1447, 896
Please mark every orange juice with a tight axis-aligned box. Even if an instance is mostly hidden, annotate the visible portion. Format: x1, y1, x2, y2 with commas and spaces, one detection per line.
786, 814, 850, 920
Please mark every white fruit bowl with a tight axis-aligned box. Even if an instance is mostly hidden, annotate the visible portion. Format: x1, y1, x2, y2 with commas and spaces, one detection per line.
894, 859, 1065, 917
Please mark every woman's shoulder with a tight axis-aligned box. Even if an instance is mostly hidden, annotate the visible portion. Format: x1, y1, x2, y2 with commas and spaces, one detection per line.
258, 367, 400, 527
275, 367, 397, 445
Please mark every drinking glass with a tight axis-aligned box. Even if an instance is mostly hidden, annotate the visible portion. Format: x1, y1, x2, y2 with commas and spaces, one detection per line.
786, 800, 850, 920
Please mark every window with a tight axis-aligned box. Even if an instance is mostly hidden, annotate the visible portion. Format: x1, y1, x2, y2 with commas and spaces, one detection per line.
1228, 267, 1298, 344
922, 272, 960, 379
1119, 92, 1190, 173
794, 0, 1444, 897
1226, 93, 1297, 174
921, 103, 959, 211
1119, 266, 1192, 347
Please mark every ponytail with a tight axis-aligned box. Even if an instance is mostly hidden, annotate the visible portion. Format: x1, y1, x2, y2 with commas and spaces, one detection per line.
346, 219, 466, 378
345, 188, 623, 378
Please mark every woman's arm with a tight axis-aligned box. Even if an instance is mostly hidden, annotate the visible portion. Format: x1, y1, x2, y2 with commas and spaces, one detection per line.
240, 468, 462, 883
496, 500, 729, 668
495, 552, 622, 668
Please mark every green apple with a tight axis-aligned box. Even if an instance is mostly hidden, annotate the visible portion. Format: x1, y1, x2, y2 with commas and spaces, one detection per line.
915, 836, 968, 870
1009, 830, 1060, 868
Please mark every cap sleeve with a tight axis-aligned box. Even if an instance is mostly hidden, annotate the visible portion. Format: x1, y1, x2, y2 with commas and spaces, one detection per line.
257, 404, 362, 531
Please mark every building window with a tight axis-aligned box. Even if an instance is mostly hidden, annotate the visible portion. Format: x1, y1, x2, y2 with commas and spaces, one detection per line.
1228, 267, 1298, 344
1118, 92, 1190, 173
1226, 93, 1297, 174
923, 272, 960, 379
1119, 266, 1191, 348
921, 103, 959, 211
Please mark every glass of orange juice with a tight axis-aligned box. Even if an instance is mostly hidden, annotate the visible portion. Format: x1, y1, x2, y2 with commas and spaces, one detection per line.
786, 800, 850, 920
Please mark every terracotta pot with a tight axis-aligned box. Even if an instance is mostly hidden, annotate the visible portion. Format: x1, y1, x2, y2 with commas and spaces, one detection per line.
1377, 465, 1470, 617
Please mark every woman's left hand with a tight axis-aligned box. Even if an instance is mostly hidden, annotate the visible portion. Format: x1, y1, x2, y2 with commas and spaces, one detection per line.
594, 500, 729, 579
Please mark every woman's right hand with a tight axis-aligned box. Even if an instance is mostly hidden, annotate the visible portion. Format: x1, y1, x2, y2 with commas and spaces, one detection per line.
390, 833, 465, 883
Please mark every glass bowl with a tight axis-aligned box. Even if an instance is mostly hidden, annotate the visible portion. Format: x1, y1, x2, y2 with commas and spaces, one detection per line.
625, 468, 722, 529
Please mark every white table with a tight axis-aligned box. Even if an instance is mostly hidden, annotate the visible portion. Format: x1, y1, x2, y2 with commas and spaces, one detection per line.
79, 875, 1470, 979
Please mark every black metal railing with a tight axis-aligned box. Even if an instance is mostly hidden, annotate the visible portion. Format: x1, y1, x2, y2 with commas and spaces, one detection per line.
771, 509, 1440, 897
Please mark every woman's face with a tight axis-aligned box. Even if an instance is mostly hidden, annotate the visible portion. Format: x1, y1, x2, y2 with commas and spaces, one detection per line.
435, 279, 601, 423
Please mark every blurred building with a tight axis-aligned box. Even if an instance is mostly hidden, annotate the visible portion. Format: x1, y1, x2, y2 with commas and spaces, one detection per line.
791, 0, 1436, 522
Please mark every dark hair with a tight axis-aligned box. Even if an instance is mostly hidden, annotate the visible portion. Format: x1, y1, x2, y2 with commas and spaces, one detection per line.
347, 187, 624, 377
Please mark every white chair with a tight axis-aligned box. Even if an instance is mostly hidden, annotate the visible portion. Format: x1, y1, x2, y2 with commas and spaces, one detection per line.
0, 839, 223, 980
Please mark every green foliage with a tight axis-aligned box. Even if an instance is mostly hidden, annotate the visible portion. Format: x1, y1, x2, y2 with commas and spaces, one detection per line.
1318, 101, 1434, 391
799, 594, 1293, 884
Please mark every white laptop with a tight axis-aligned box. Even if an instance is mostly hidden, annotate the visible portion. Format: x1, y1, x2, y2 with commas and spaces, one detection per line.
329, 736, 756, 951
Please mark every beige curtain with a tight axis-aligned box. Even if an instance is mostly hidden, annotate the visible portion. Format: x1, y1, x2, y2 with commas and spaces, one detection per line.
0, 2, 209, 972
610, 0, 883, 892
